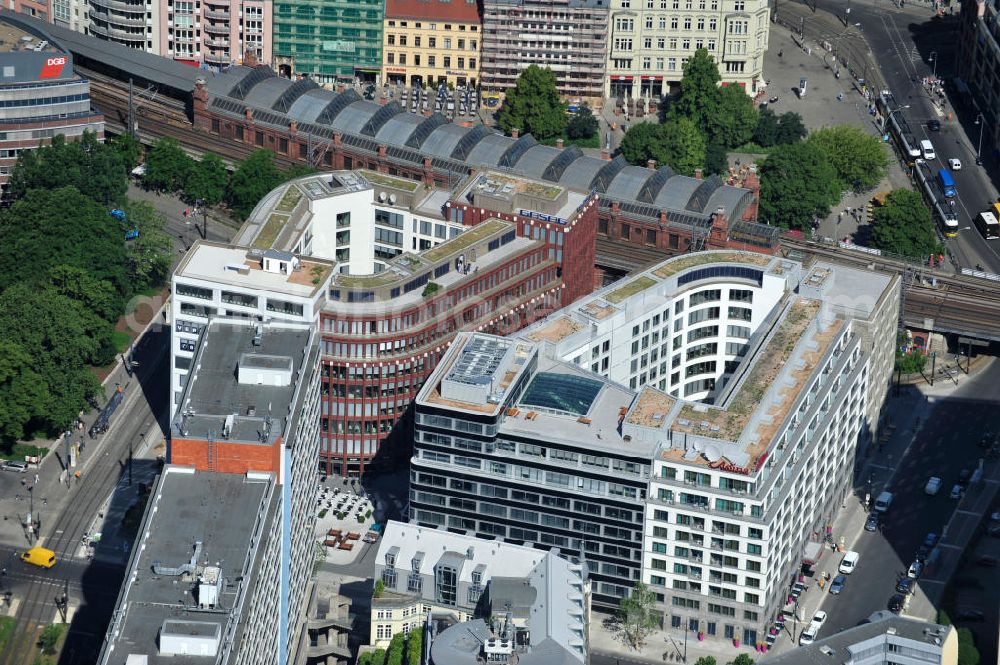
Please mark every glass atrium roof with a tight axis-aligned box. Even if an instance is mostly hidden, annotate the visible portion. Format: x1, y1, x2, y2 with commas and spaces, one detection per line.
518, 372, 604, 417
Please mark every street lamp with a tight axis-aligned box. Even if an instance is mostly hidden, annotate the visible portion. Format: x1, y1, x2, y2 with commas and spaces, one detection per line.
975, 113, 985, 165
881, 104, 911, 134
929, 51, 938, 79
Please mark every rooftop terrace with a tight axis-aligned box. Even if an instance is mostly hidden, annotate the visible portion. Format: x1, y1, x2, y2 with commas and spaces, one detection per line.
175, 242, 333, 298
652, 251, 774, 279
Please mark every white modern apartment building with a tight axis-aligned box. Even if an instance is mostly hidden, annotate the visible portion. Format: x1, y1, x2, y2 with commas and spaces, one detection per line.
412, 251, 899, 636
370, 520, 590, 660
605, 0, 770, 99
170, 170, 465, 418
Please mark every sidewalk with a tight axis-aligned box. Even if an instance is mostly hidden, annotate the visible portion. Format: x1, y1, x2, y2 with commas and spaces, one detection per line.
590, 359, 989, 664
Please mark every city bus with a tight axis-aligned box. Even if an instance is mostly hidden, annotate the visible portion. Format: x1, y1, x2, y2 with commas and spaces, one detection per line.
992, 201, 1000, 220
975, 211, 1000, 239
937, 169, 956, 198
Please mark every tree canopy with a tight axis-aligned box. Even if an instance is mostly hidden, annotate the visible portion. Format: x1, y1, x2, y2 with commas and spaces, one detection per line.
758, 142, 841, 230
870, 189, 938, 259
672, 48, 722, 132
144, 136, 192, 192
617, 582, 659, 650
957, 627, 979, 665
566, 103, 599, 140
808, 125, 888, 191
184, 153, 228, 206
8, 132, 127, 206
227, 149, 284, 219
620, 118, 706, 176
753, 108, 807, 147
498, 65, 567, 141
0, 186, 128, 294
704, 83, 758, 149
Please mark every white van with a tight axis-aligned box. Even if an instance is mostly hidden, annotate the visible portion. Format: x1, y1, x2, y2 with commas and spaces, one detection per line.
799, 625, 818, 646
874, 490, 893, 513
924, 477, 942, 495
839, 550, 860, 574
920, 139, 936, 161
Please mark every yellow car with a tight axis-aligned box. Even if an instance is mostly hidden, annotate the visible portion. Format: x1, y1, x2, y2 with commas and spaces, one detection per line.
20, 546, 56, 569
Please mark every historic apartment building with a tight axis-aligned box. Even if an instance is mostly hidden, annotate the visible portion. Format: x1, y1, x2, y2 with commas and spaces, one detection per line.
606, 0, 770, 99
480, 0, 610, 102
172, 169, 598, 476
410, 250, 901, 629
383, 0, 481, 89
370, 520, 590, 663
273, 0, 383, 82
155, 0, 272, 67
0, 14, 104, 195
956, 0, 1000, 164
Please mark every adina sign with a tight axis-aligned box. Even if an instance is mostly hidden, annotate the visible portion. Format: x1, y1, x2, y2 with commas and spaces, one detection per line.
39, 56, 67, 79
708, 459, 751, 475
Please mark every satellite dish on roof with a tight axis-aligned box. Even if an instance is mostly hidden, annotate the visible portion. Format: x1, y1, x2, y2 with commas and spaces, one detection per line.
389, 194, 397, 205
704, 444, 723, 462
379, 191, 387, 202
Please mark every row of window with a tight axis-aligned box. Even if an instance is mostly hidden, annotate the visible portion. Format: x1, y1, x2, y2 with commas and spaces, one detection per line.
386, 20, 478, 31
385, 53, 477, 70
613, 16, 718, 36
386, 34, 477, 50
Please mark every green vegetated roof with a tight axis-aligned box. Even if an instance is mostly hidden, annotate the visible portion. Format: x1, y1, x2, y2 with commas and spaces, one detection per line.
275, 186, 303, 213
676, 299, 820, 441
653, 251, 773, 279
522, 181, 562, 199
422, 219, 509, 263
252, 214, 290, 250
335, 271, 400, 288
361, 170, 420, 192
604, 275, 657, 304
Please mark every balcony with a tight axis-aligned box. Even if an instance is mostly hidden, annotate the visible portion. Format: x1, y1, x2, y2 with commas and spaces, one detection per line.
88, 7, 147, 26
204, 37, 229, 47
204, 9, 230, 19
88, 0, 146, 12
88, 21, 145, 43
204, 51, 231, 65
203, 22, 229, 35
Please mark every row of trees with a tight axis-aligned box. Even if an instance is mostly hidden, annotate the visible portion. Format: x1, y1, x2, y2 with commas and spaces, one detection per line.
0, 133, 172, 448
357, 627, 423, 665
620, 50, 807, 177
143, 137, 315, 218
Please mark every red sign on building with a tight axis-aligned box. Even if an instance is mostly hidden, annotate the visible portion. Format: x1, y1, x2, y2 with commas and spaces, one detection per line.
39, 56, 67, 79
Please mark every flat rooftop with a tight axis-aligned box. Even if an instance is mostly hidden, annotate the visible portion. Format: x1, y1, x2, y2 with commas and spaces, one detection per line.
457, 172, 587, 223
174, 241, 333, 298
98, 467, 277, 665
501, 358, 648, 457
0, 20, 60, 53
175, 320, 313, 446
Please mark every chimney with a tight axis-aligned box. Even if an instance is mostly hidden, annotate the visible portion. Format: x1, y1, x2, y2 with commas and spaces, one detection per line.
600, 149, 610, 161
647, 159, 656, 169
556, 138, 564, 149
511, 128, 519, 139
193, 78, 208, 115
245, 107, 253, 122
694, 168, 703, 180
289, 121, 297, 135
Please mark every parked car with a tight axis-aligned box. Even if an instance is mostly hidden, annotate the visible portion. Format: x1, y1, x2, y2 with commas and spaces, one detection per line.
791, 582, 807, 599
928, 119, 941, 131
924, 476, 943, 495
865, 513, 879, 532
923, 533, 939, 549
799, 626, 818, 645
948, 158, 963, 171
2, 460, 28, 473
950, 484, 964, 499
839, 551, 860, 574
810, 611, 828, 630
896, 577, 915, 595
888, 593, 905, 613
829, 575, 846, 594
976, 554, 998, 567
908, 561, 924, 579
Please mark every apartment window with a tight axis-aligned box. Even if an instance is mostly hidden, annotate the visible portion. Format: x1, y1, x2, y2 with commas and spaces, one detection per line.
415, 55, 421, 66
443, 56, 451, 68
399, 35, 407, 46
428, 55, 436, 67
429, 37, 437, 48
620, 223, 631, 239
388, 35, 395, 45
387, 53, 395, 64
671, 17, 678, 29
399, 54, 407, 65
434, 565, 457, 606
734, 0, 745, 8
642, 56, 651, 70
444, 37, 452, 48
